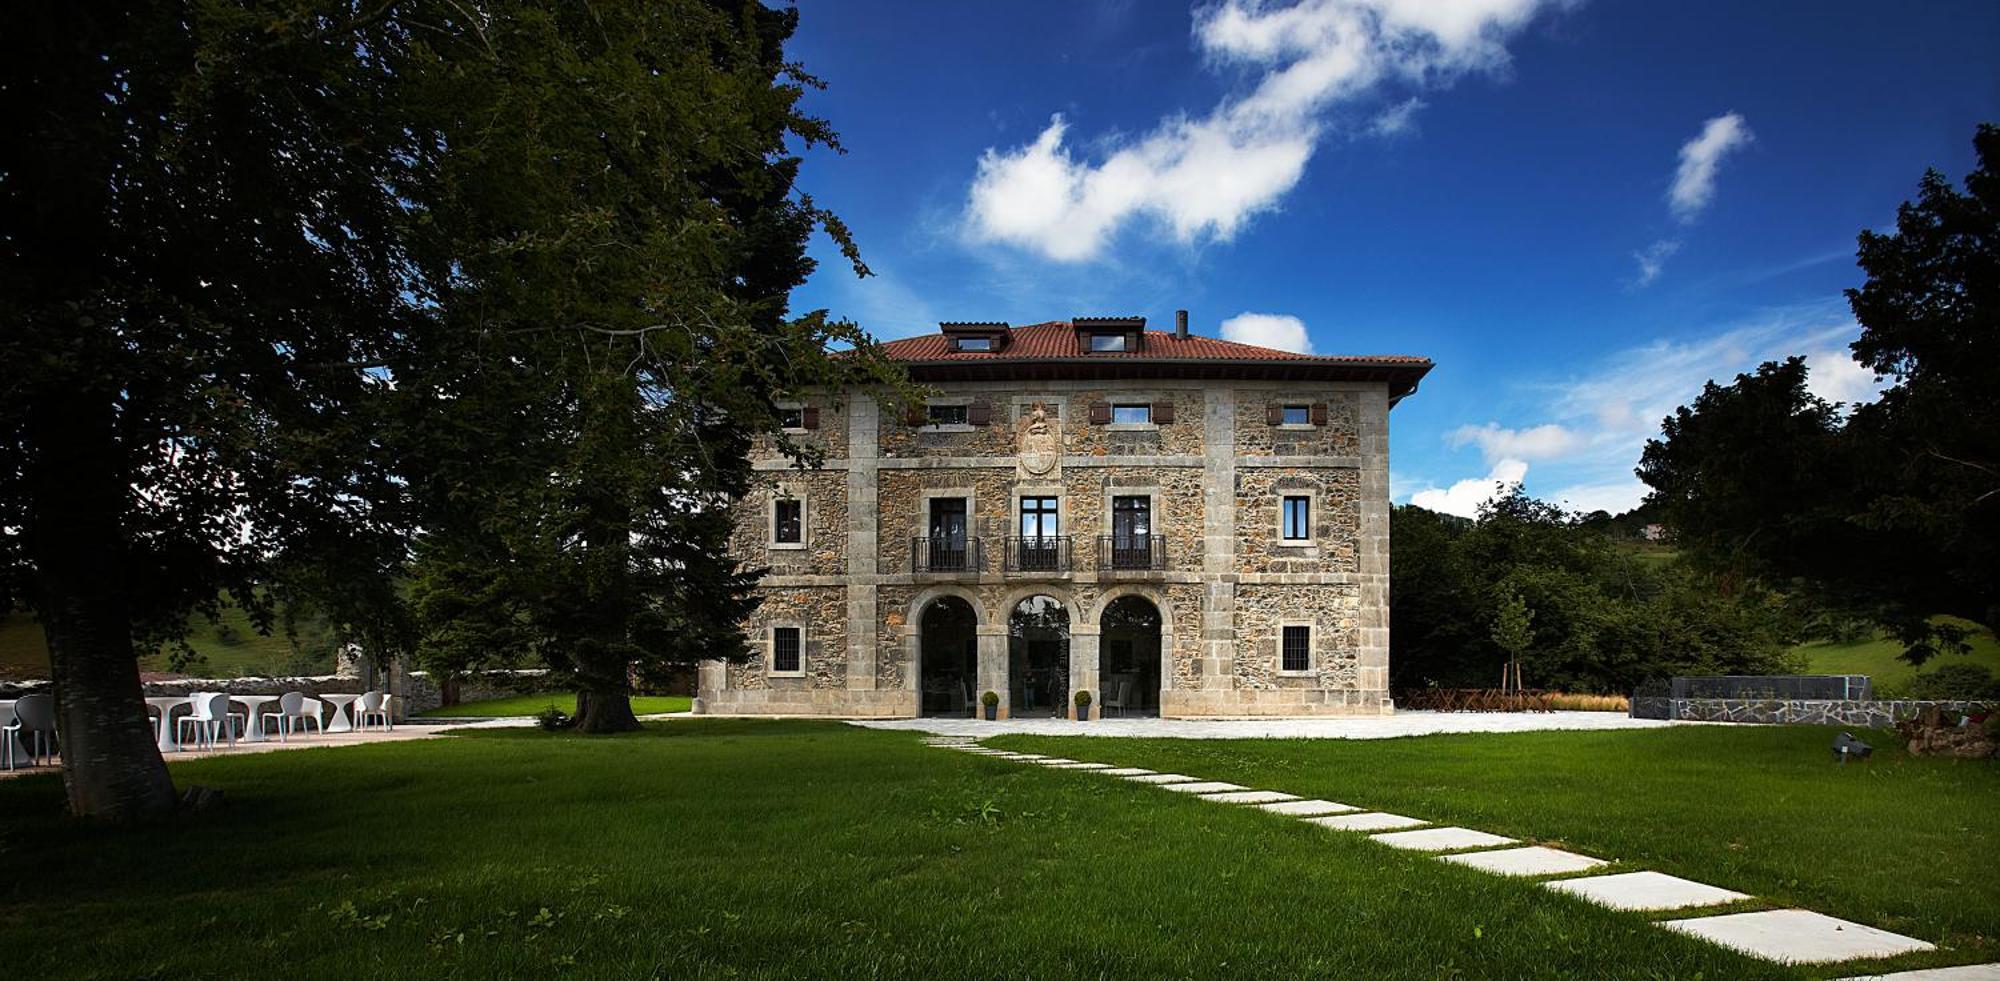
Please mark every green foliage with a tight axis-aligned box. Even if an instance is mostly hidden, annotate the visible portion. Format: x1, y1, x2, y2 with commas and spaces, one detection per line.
1640, 124, 1999, 663
981, 690, 1000, 707
1391, 491, 1799, 694
1074, 689, 1092, 707
534, 707, 572, 732
1905, 663, 2000, 701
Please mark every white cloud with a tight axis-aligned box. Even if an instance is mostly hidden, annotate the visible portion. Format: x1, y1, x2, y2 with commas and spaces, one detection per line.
1410, 458, 1528, 519
1367, 96, 1427, 137
1448, 422, 1584, 463
1669, 112, 1753, 223
1219, 311, 1314, 352
1546, 478, 1650, 516
1803, 348, 1884, 405
1632, 238, 1680, 286
965, 0, 1563, 261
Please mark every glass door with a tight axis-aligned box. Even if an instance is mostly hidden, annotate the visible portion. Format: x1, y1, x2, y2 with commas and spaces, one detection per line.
1018, 496, 1060, 571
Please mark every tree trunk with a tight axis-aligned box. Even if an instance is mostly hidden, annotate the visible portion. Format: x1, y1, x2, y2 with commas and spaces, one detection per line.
25, 391, 177, 822
572, 684, 641, 733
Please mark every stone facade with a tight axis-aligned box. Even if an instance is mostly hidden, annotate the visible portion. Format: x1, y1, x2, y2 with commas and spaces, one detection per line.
699, 320, 1426, 719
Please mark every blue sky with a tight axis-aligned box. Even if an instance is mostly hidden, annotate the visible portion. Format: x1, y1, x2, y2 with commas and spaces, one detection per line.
783, 0, 1999, 516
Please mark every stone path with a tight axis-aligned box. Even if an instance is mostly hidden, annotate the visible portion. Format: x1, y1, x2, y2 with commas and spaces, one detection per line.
868, 710, 1679, 741
919, 734, 1985, 974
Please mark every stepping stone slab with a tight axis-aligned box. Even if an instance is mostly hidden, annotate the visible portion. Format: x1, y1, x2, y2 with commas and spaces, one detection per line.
1008, 754, 1048, 760
1096, 768, 1156, 776
1160, 782, 1247, 794
1839, 966, 2000, 980
1369, 827, 1517, 852
1442, 846, 1607, 877
1543, 871, 1750, 912
1044, 762, 1111, 769
1660, 909, 1935, 964
1032, 758, 1078, 765
1307, 812, 1427, 832
1125, 773, 1201, 784
1257, 799, 1359, 817
1198, 790, 1300, 805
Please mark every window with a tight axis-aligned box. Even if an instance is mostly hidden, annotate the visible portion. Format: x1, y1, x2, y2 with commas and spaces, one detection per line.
954, 336, 992, 352
1110, 403, 1152, 425
1020, 496, 1059, 539
1281, 495, 1311, 541
927, 403, 969, 426
1111, 495, 1151, 542
1281, 404, 1310, 426
773, 497, 803, 545
1281, 625, 1311, 673
772, 626, 802, 673
1087, 333, 1130, 352
929, 497, 968, 543
778, 407, 805, 429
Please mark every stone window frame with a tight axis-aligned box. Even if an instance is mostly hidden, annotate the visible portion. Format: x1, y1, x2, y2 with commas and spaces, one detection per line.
774, 400, 808, 434
767, 482, 808, 551
1103, 389, 1165, 433
1013, 483, 1065, 540
1276, 486, 1318, 548
767, 620, 808, 678
1276, 402, 1315, 430
921, 396, 977, 434
1277, 619, 1316, 676
919, 485, 980, 548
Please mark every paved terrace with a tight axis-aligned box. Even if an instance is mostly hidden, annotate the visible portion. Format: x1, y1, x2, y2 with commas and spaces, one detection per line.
854, 709, 1681, 740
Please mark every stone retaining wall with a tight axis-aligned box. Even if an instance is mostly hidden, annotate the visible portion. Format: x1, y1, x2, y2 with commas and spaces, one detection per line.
1633, 697, 1994, 726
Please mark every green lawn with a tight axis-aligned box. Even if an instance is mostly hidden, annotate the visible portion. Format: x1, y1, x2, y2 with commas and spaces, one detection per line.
0, 721, 1860, 979
0, 605, 338, 681
418, 692, 692, 718
997, 724, 2000, 973
1794, 619, 2000, 696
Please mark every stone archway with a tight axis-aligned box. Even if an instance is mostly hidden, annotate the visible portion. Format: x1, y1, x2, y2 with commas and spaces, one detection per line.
1006, 594, 1070, 718
917, 596, 979, 716
1097, 594, 1164, 716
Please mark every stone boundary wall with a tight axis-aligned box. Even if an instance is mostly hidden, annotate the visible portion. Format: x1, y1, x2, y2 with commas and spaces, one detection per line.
1633, 697, 1995, 727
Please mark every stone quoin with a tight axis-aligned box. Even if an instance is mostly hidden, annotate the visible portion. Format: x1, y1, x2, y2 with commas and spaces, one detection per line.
697, 315, 1431, 719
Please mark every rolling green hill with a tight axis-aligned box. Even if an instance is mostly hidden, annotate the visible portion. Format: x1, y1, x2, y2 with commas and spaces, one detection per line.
1793, 620, 2000, 697
0, 604, 338, 680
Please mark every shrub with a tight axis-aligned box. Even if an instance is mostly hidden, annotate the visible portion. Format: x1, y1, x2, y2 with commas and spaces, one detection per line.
1073, 689, 1092, 707
1906, 663, 2000, 701
1546, 692, 1630, 712
980, 690, 999, 707
535, 706, 571, 731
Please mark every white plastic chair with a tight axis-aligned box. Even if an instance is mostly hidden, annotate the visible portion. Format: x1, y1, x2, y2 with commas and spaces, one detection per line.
355, 690, 393, 731
9, 694, 58, 766
265, 692, 322, 741
1103, 680, 1131, 718
176, 692, 243, 751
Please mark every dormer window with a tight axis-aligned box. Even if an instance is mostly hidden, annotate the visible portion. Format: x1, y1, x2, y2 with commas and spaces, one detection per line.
954, 336, 993, 352
1087, 333, 1130, 352
1073, 316, 1146, 354
939, 321, 1008, 354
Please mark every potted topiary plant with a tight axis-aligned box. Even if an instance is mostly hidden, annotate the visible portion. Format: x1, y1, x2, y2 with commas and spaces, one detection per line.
981, 690, 1000, 721
1074, 689, 1092, 721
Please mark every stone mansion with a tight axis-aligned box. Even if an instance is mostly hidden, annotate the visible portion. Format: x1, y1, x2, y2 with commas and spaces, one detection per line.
697, 314, 1430, 719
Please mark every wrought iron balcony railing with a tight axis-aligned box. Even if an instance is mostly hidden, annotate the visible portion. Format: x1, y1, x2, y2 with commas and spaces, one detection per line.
911, 536, 982, 574
1004, 535, 1072, 573
1097, 534, 1166, 571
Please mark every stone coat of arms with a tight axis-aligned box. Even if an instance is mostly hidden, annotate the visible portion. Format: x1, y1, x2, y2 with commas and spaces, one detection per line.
1017, 403, 1060, 476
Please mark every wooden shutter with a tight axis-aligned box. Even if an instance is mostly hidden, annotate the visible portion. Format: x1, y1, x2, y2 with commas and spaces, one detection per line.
1088, 402, 1111, 425
1266, 405, 1284, 425
801, 406, 820, 430
905, 404, 926, 426
1310, 402, 1328, 426
967, 402, 992, 427
1152, 401, 1175, 424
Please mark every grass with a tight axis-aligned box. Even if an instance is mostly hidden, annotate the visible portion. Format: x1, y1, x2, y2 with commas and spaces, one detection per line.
1793, 620, 2000, 697
0, 605, 337, 681
997, 724, 2000, 974
0, 720, 1889, 980
418, 692, 692, 718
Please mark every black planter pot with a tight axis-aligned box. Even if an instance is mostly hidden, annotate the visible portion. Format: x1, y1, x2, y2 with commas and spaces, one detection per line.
984, 704, 997, 721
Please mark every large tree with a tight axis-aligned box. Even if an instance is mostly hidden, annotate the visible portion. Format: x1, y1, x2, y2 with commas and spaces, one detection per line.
1638, 123, 1998, 662
387, 2, 908, 732
1, 2, 415, 820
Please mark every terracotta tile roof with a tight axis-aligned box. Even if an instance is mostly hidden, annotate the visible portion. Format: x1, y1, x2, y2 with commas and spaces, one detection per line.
878, 321, 1429, 366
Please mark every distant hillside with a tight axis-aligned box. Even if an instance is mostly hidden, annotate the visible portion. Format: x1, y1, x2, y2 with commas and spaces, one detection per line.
0, 603, 340, 680
1793, 621, 2000, 697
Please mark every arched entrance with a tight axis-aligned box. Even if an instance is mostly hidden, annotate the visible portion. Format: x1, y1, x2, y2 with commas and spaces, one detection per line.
918, 596, 979, 716
1008, 594, 1069, 717
1098, 595, 1162, 716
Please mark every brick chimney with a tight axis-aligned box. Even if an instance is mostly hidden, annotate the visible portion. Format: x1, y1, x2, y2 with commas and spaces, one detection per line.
1175, 309, 1190, 339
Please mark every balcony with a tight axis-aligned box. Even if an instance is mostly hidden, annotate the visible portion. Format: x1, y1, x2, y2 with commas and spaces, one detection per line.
911, 536, 982, 574
1097, 534, 1166, 572
1004, 535, 1072, 573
